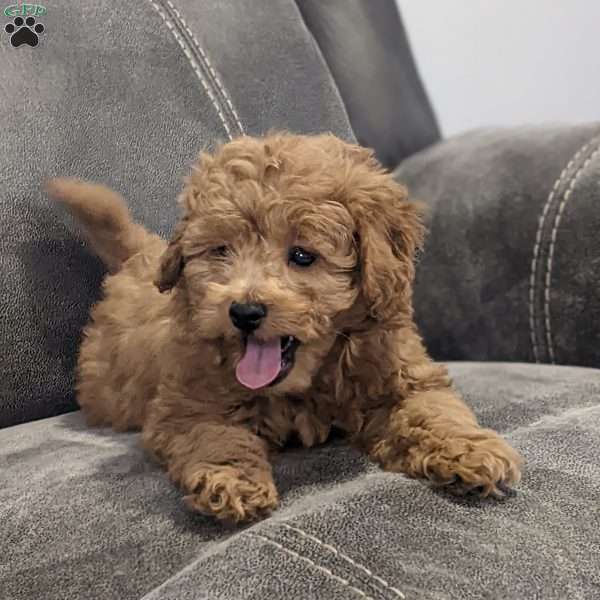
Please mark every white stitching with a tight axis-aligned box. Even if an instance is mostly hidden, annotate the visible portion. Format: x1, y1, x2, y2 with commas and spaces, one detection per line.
165, 0, 245, 136
528, 141, 590, 362
281, 523, 406, 599
544, 143, 600, 363
248, 533, 376, 600
147, 0, 233, 140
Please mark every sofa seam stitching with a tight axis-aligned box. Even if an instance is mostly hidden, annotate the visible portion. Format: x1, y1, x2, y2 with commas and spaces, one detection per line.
280, 523, 405, 599
544, 143, 600, 363
146, 0, 234, 141
528, 141, 590, 363
164, 0, 245, 137
247, 532, 377, 600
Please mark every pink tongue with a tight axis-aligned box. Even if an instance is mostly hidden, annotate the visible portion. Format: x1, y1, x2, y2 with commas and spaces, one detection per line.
236, 336, 282, 390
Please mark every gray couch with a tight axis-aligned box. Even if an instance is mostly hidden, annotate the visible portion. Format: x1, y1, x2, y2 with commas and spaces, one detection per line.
2, 2, 599, 599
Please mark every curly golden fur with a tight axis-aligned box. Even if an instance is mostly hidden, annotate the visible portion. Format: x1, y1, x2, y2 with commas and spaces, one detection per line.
47, 133, 522, 522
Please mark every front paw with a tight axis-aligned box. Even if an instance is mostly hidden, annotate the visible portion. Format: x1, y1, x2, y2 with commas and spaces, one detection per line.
408, 432, 522, 498
183, 466, 279, 522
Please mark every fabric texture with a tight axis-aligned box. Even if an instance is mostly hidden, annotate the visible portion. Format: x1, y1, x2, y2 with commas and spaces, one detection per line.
2, 362, 600, 600
395, 123, 600, 367
295, 0, 440, 169
0, 0, 354, 428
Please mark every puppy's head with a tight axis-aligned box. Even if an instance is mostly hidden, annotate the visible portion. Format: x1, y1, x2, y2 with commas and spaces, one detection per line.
156, 133, 424, 393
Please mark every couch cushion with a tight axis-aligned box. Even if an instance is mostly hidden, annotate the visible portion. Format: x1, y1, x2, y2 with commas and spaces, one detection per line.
0, 0, 354, 428
2, 362, 599, 600
396, 123, 600, 367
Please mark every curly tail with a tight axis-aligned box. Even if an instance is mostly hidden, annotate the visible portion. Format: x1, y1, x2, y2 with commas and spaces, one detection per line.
46, 178, 152, 273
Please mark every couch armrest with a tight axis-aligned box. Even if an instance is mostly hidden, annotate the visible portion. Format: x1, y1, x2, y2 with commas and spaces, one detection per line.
395, 123, 600, 367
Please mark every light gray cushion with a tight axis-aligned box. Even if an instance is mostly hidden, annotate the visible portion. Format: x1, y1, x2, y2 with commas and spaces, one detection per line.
0, 0, 354, 428
2, 362, 599, 599
396, 123, 600, 367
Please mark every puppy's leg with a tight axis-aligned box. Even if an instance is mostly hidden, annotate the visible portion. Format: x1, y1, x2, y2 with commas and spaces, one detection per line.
365, 388, 522, 497
142, 409, 278, 522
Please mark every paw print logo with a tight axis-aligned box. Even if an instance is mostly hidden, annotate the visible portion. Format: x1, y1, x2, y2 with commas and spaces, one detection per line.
4, 16, 44, 47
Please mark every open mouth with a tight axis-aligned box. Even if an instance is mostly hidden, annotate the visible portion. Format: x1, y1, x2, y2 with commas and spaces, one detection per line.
235, 334, 300, 390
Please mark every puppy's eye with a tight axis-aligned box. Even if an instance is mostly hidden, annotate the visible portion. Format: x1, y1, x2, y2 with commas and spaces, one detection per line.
209, 245, 229, 257
288, 246, 317, 267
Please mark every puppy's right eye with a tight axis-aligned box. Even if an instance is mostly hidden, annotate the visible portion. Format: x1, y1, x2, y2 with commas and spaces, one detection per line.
209, 245, 229, 258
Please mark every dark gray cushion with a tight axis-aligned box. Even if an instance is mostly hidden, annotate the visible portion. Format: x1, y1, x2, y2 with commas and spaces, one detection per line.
296, 0, 440, 169
0, 0, 354, 428
396, 124, 600, 366
2, 362, 599, 600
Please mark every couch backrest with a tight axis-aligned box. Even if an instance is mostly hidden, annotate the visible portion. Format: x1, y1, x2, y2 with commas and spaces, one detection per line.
296, 0, 441, 169
0, 0, 354, 428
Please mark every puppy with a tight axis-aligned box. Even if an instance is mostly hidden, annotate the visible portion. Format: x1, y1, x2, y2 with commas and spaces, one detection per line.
48, 133, 522, 522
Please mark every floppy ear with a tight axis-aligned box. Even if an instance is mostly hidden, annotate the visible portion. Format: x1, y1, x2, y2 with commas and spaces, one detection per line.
154, 220, 186, 293
350, 172, 425, 326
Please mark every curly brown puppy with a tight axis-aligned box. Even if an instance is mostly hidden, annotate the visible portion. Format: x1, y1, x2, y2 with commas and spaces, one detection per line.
47, 133, 522, 522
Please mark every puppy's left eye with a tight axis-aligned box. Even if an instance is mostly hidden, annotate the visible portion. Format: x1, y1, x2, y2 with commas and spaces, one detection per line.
288, 246, 317, 267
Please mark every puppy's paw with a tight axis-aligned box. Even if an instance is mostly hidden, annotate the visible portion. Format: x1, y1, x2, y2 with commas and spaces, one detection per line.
184, 466, 279, 522
410, 432, 522, 498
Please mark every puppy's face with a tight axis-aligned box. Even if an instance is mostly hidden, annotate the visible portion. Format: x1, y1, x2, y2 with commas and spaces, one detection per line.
156, 134, 423, 394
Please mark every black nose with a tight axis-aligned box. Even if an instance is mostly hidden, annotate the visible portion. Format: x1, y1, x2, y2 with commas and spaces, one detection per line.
229, 302, 267, 333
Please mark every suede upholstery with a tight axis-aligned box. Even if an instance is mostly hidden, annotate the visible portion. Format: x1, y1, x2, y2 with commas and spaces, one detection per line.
396, 124, 600, 367
2, 363, 600, 600
295, 0, 440, 169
